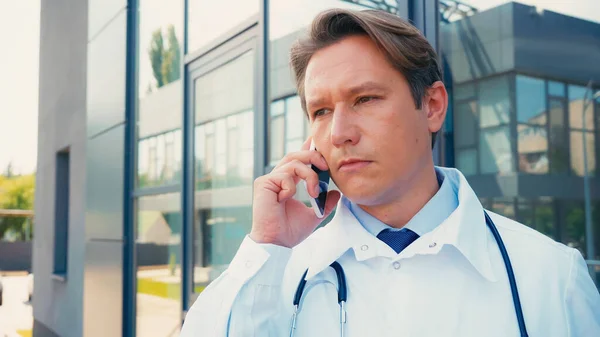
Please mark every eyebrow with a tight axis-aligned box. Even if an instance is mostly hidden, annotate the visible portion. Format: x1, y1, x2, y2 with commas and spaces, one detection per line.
306, 81, 390, 111
347, 81, 390, 96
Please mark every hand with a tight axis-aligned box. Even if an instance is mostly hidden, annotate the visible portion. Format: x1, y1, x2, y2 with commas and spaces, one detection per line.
249, 138, 341, 248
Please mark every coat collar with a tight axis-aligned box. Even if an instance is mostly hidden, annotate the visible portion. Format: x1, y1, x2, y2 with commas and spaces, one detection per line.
304, 167, 497, 282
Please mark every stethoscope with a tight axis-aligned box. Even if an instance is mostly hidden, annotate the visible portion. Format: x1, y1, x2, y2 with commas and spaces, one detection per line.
289, 211, 529, 337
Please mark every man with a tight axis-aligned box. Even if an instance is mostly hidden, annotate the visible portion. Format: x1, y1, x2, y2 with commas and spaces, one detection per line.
181, 8, 600, 336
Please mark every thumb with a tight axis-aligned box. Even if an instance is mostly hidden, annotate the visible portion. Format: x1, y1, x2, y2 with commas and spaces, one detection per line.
323, 190, 341, 217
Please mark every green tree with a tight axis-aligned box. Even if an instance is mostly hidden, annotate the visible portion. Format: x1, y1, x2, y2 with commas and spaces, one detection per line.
162, 25, 181, 85
148, 29, 165, 88
148, 25, 181, 89
0, 174, 35, 241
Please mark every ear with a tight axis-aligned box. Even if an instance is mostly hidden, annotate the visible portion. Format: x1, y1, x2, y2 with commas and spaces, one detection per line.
423, 81, 448, 134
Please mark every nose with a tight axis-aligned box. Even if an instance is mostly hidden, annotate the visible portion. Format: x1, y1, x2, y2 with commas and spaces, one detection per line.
330, 104, 360, 147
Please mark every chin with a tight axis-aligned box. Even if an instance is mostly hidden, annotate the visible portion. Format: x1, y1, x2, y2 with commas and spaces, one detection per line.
336, 178, 384, 206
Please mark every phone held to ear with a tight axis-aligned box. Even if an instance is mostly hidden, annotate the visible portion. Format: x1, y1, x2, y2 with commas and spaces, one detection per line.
304, 140, 330, 218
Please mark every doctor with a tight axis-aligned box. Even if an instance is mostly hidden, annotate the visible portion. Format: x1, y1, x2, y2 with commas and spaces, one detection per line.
181, 8, 600, 337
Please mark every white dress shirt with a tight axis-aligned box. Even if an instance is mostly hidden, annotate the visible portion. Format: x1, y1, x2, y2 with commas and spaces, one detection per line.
180, 167, 600, 337
348, 167, 456, 237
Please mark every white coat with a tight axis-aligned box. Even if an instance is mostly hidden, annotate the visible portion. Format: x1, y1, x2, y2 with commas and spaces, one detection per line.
180, 167, 600, 337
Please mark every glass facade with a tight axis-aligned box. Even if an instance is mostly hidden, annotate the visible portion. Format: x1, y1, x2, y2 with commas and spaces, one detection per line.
135, 193, 182, 337
122, 1, 600, 334
441, 0, 600, 285
192, 50, 255, 289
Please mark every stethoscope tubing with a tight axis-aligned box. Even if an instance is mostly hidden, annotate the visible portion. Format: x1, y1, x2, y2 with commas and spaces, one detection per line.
291, 211, 529, 337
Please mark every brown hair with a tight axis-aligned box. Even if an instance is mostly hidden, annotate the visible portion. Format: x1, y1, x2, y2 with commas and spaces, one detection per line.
290, 8, 442, 147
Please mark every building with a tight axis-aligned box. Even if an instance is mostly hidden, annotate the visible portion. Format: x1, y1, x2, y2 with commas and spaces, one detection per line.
33, 1, 600, 336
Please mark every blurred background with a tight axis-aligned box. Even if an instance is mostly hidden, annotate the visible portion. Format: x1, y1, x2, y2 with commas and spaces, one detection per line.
0, 0, 599, 336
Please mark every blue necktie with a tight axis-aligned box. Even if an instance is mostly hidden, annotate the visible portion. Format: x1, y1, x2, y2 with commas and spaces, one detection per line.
377, 228, 420, 253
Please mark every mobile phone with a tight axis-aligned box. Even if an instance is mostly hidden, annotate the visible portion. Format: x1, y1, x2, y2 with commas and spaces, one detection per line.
305, 141, 330, 218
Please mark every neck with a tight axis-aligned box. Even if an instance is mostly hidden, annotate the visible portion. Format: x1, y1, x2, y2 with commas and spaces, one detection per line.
359, 163, 439, 229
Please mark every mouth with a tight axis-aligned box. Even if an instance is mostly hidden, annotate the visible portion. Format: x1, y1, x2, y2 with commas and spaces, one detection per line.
338, 159, 372, 172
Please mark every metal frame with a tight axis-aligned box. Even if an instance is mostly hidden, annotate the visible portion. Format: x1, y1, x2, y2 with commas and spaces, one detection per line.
123, 0, 139, 336
182, 21, 260, 310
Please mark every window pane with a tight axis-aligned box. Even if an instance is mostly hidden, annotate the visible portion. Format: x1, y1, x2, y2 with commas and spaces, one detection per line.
286, 96, 305, 141
285, 139, 304, 154
136, 193, 181, 337
193, 51, 254, 292
454, 82, 476, 101
137, 0, 184, 188
516, 75, 546, 125
269, 114, 285, 164
517, 125, 548, 174
569, 85, 594, 130
188, 0, 258, 53
454, 101, 477, 147
570, 131, 596, 176
548, 81, 565, 97
563, 201, 587, 258
517, 199, 534, 228
491, 197, 515, 219
517, 198, 555, 239
456, 149, 477, 176
480, 127, 513, 175
479, 76, 510, 127
534, 199, 556, 240
549, 99, 569, 173
268, 0, 376, 100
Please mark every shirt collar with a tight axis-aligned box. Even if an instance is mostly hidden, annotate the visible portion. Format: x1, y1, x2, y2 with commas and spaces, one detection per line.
305, 166, 497, 282
348, 168, 457, 237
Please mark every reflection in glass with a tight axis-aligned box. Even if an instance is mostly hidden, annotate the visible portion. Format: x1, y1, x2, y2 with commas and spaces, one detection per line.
569, 85, 594, 130
269, 100, 285, 164
138, 129, 182, 187
517, 198, 555, 239
534, 199, 555, 239
137, 0, 184, 189
454, 82, 476, 101
480, 127, 513, 175
570, 131, 595, 176
136, 193, 182, 337
479, 76, 510, 127
548, 81, 565, 97
516, 75, 546, 125
490, 197, 515, 218
517, 125, 548, 174
193, 51, 255, 292
549, 99, 568, 173
269, 95, 309, 164
188, 0, 258, 53
456, 149, 477, 176
454, 101, 478, 147
564, 201, 587, 258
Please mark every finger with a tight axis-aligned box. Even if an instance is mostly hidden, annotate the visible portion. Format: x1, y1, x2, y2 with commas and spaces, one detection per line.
278, 160, 320, 198
301, 137, 312, 151
274, 173, 297, 202
275, 150, 328, 172
323, 190, 341, 217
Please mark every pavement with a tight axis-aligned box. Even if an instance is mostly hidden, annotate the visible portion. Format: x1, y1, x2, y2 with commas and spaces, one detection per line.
0, 275, 32, 337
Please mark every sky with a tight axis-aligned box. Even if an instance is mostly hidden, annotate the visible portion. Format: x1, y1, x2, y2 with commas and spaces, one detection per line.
0, 0, 40, 175
0, 0, 598, 176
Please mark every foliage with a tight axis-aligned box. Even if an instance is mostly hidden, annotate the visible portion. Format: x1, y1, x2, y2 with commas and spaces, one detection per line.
0, 173, 35, 241
148, 25, 181, 90
148, 29, 165, 88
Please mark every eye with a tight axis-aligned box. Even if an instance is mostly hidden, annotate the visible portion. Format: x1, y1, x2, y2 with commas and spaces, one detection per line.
356, 96, 378, 105
312, 108, 329, 118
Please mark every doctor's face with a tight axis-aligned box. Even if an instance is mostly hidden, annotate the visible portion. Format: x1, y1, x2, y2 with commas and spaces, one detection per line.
304, 35, 443, 206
